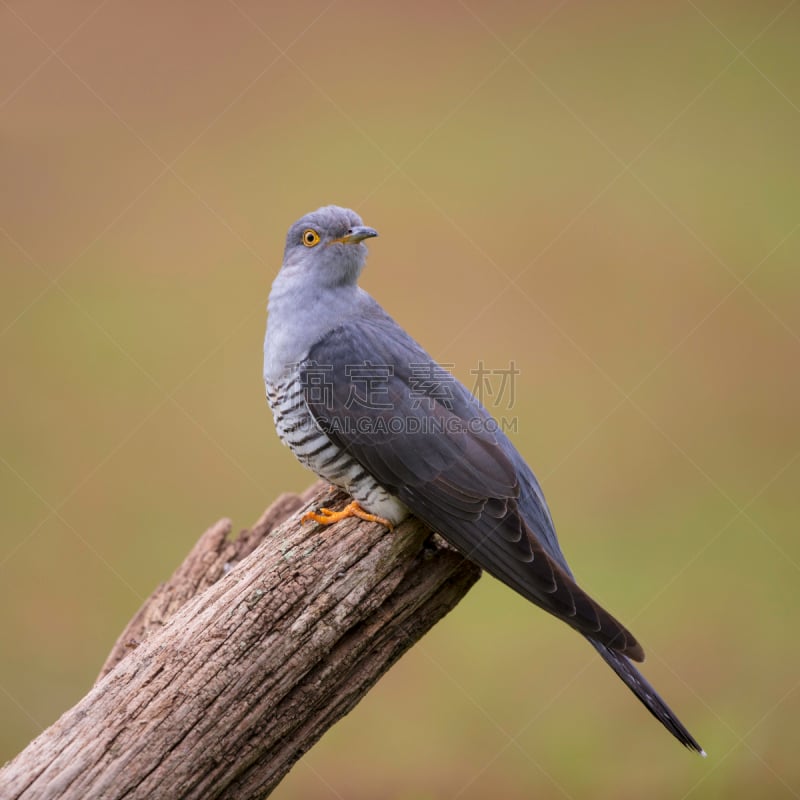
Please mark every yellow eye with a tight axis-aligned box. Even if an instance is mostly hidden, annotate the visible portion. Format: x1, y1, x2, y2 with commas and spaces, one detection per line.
302, 229, 320, 247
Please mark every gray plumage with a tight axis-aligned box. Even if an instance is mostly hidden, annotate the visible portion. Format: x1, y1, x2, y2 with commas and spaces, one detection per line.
263, 204, 704, 755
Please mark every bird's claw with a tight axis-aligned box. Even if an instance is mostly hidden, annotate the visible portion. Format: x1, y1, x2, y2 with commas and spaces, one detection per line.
302, 500, 394, 531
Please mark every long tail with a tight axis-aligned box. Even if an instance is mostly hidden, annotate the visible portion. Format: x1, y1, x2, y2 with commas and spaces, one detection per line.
586, 637, 706, 755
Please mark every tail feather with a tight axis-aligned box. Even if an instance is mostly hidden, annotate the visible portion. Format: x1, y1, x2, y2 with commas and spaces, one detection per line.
587, 637, 706, 755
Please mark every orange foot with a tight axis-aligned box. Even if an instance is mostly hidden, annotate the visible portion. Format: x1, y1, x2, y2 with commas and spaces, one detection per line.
302, 500, 394, 531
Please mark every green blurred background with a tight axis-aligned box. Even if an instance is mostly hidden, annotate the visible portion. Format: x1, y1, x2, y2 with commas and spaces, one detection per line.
2, 1, 798, 797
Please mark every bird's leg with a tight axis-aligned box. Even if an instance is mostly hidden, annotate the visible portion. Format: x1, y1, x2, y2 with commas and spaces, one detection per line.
302, 500, 394, 531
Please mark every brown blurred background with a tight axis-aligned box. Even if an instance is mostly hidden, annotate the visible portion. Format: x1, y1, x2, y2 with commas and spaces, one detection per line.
2, 1, 799, 798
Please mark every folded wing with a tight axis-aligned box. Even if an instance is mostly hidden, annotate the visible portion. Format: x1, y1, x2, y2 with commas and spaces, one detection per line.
301, 310, 644, 661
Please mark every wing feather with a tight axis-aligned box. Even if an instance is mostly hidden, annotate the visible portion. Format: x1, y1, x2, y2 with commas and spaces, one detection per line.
301, 309, 644, 661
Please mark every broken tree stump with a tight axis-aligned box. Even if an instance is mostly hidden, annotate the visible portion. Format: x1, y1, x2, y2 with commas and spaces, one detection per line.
1, 482, 481, 799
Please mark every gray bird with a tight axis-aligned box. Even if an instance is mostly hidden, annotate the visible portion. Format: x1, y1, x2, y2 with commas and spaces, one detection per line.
263, 205, 704, 754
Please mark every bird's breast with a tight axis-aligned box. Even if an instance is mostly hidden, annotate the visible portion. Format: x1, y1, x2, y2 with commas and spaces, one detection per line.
266, 371, 408, 526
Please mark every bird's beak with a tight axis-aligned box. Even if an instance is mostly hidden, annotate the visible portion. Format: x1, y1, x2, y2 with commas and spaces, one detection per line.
332, 225, 378, 245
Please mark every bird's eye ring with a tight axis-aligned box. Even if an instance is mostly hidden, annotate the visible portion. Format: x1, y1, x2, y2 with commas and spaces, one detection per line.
302, 229, 320, 247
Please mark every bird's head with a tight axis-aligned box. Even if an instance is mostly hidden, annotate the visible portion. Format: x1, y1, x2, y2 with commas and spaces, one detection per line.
282, 205, 378, 287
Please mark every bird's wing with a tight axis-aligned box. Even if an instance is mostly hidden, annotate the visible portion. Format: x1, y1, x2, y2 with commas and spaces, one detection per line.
301, 312, 643, 661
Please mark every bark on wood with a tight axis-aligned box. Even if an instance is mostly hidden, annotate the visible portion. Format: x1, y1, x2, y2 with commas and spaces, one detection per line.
1, 482, 481, 800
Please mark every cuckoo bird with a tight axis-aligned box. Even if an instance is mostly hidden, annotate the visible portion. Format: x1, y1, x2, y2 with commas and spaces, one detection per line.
263, 205, 704, 755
